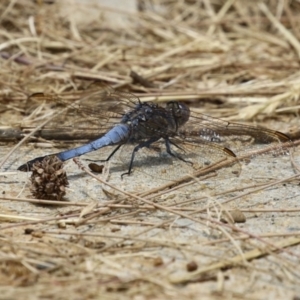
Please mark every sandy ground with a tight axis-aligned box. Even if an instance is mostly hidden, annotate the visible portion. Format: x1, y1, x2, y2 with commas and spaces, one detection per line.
1, 117, 300, 299
1, 0, 300, 298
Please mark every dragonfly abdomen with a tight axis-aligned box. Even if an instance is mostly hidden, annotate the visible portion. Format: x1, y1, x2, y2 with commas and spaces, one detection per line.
57, 124, 130, 161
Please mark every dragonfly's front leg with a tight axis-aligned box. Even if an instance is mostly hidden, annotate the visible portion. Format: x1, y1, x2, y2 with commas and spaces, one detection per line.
121, 137, 159, 178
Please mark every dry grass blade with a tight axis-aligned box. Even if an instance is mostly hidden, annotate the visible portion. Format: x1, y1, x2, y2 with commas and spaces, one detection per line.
170, 236, 300, 284
1, 0, 300, 299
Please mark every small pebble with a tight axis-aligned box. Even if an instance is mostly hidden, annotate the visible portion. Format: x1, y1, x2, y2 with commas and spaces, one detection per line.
88, 163, 104, 173
153, 257, 164, 267
186, 261, 198, 272
221, 209, 246, 224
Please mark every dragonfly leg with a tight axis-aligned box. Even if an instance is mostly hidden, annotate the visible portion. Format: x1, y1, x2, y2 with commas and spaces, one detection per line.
121, 137, 159, 178
165, 138, 193, 166
98, 144, 122, 162
168, 138, 186, 152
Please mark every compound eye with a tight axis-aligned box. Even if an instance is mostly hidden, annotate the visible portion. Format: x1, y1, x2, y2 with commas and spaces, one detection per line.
176, 103, 190, 126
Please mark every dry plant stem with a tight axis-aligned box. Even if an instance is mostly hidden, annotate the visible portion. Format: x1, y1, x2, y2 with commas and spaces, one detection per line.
199, 172, 300, 213
99, 209, 144, 223
100, 204, 300, 213
74, 208, 112, 226
40, 230, 187, 249
4, 148, 298, 248
108, 219, 175, 227
151, 205, 300, 213
259, 3, 300, 58
175, 172, 300, 208
198, 216, 300, 259
203, 231, 300, 246
163, 177, 293, 210
72, 157, 211, 222
0, 116, 57, 169
37, 225, 300, 285
170, 236, 300, 284
283, 2, 300, 39
5, 190, 298, 233
0, 198, 127, 230
138, 138, 296, 197
290, 147, 300, 173
117, 171, 300, 251
107, 172, 299, 256
0, 212, 81, 230
0, 214, 41, 221
129, 70, 156, 88
73, 158, 300, 259
132, 147, 296, 218
29, 229, 300, 251
108, 168, 300, 255
1, 2, 300, 297
0, 196, 88, 206
147, 174, 289, 209
0, 95, 86, 169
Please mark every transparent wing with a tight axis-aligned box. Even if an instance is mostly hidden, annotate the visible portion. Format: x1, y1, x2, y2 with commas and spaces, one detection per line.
19, 86, 289, 152
180, 107, 290, 156
114, 103, 290, 182
18, 85, 291, 182
19, 87, 139, 141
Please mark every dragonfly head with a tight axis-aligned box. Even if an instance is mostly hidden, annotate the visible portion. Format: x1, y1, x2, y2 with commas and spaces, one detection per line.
166, 101, 190, 127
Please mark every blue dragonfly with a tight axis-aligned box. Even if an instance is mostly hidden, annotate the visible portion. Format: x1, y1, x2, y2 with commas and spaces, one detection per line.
17, 88, 290, 180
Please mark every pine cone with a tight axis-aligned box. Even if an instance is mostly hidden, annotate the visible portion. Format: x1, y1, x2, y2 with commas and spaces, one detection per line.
30, 156, 69, 201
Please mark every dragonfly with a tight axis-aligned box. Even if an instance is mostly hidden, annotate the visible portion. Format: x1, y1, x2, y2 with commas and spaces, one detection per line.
17, 88, 291, 181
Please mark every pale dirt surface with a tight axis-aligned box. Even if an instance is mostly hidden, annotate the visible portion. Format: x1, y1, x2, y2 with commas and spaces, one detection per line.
1, 118, 300, 300
1, 0, 300, 299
